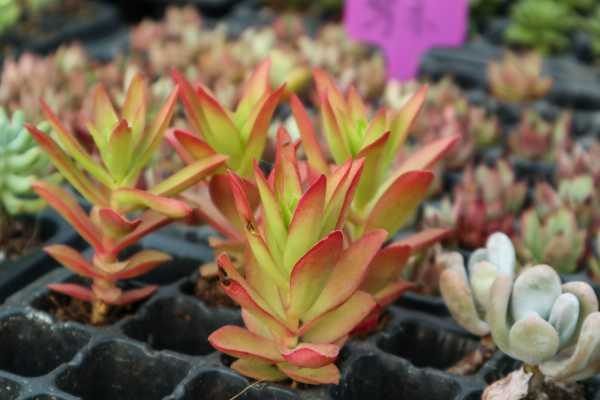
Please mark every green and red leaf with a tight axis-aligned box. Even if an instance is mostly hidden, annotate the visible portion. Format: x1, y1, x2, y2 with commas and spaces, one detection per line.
277, 362, 340, 385
282, 343, 340, 368
364, 170, 434, 237
391, 228, 452, 253
288, 231, 344, 319
209, 326, 284, 363
166, 129, 217, 165
235, 59, 272, 126
111, 189, 191, 218
32, 181, 104, 252
303, 229, 386, 321
290, 94, 328, 174
231, 359, 287, 382
114, 286, 158, 305
48, 284, 95, 302
360, 245, 411, 295
44, 245, 103, 280
111, 250, 171, 280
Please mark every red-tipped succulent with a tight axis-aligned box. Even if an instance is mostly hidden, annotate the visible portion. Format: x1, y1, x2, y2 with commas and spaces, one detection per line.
209, 129, 382, 384
290, 68, 458, 241
26, 74, 227, 323
168, 61, 285, 273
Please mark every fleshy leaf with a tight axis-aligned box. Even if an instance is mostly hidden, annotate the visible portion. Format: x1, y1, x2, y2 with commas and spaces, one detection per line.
209, 326, 284, 363
290, 94, 328, 174
360, 245, 411, 295
167, 129, 216, 165
508, 314, 559, 365
363, 170, 433, 237
114, 286, 158, 305
231, 358, 287, 382
282, 343, 340, 368
390, 228, 451, 253
44, 245, 103, 280
48, 284, 95, 302
111, 189, 191, 218
111, 250, 171, 280
303, 229, 386, 322
277, 362, 340, 385
288, 231, 344, 319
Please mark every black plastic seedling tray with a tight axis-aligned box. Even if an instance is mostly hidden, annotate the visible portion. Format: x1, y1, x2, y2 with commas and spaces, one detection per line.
1, 228, 600, 399
0, 209, 82, 303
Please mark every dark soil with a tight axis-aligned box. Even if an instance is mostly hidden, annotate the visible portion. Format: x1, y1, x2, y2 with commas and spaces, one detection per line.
523, 381, 585, 400
41, 292, 141, 326
194, 276, 237, 308
0, 217, 41, 262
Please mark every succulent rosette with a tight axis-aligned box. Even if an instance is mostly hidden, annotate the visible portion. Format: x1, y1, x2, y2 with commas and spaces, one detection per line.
209, 129, 383, 384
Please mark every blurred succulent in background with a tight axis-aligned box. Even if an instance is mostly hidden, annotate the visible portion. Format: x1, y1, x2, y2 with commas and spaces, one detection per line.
264, 0, 342, 15
28, 75, 227, 324
0, 108, 57, 219
0, 0, 20, 34
209, 129, 380, 384
488, 52, 553, 103
557, 142, 600, 186
509, 111, 571, 162
389, 78, 500, 169
587, 6, 600, 56
519, 208, 586, 274
567, 0, 596, 12
505, 0, 577, 54
292, 69, 457, 241
425, 160, 527, 249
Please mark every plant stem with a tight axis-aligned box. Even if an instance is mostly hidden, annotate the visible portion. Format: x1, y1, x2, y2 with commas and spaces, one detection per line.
90, 299, 109, 325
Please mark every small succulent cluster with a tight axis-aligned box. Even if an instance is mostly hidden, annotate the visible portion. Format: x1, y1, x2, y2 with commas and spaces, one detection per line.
0, 108, 56, 219
505, 0, 577, 54
508, 111, 571, 162
424, 160, 527, 249
385, 78, 500, 172
488, 52, 553, 103
441, 233, 600, 388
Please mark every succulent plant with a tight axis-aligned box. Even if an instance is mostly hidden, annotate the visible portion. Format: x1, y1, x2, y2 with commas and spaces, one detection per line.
505, 0, 577, 54
291, 69, 458, 240
425, 160, 527, 249
27, 75, 227, 324
487, 265, 600, 382
557, 142, 600, 187
0, 108, 58, 218
209, 129, 380, 384
488, 52, 553, 103
519, 208, 586, 274
440, 232, 516, 336
509, 111, 571, 162
443, 233, 600, 388
0, 0, 20, 34
588, 6, 600, 56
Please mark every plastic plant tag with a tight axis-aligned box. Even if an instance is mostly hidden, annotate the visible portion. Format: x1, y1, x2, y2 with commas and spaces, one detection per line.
345, 0, 468, 80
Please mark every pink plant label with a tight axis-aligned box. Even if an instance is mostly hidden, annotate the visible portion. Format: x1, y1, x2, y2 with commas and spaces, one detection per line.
345, 0, 468, 80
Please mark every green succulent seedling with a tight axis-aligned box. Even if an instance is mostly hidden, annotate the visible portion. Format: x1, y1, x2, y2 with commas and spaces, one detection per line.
520, 208, 586, 274
0, 0, 21, 34
0, 108, 57, 219
505, 0, 577, 54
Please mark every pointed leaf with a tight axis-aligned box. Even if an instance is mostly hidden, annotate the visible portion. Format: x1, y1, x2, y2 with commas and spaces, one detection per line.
111, 189, 191, 218
26, 124, 108, 206
283, 175, 326, 273
354, 130, 390, 210
41, 100, 113, 187
113, 286, 158, 305
150, 154, 228, 197
121, 73, 147, 145
360, 245, 411, 295
304, 230, 386, 321
112, 250, 171, 280
112, 211, 171, 254
364, 170, 433, 237
254, 162, 287, 260
321, 94, 351, 164
167, 129, 217, 165
391, 228, 452, 253
32, 181, 104, 251
289, 231, 344, 319
45, 245, 103, 280
374, 281, 416, 307
321, 159, 363, 234
302, 291, 376, 343
106, 119, 133, 181
313, 67, 345, 112
290, 94, 328, 174
93, 207, 141, 239
235, 59, 272, 125
91, 84, 119, 139
48, 284, 95, 302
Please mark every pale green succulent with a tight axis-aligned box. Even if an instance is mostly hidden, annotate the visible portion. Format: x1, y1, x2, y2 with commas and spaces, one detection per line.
519, 208, 586, 274
488, 265, 600, 381
442, 231, 600, 383
0, 108, 56, 216
440, 232, 516, 336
